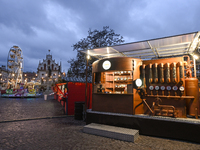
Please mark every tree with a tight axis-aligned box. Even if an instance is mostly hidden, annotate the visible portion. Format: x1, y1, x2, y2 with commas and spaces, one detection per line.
67, 26, 125, 78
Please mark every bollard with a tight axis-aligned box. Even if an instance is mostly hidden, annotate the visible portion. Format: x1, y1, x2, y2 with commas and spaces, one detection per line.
44, 94, 47, 100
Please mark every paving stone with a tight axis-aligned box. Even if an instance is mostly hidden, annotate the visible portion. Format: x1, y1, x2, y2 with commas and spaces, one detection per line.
0, 96, 200, 149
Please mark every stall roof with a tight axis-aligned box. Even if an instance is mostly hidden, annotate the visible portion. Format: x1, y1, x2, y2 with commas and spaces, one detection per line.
80, 31, 200, 60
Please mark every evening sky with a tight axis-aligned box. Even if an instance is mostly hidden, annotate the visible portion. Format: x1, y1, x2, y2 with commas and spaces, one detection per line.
0, 0, 199, 72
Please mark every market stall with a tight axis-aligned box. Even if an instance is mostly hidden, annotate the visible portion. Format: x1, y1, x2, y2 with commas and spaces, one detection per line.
81, 31, 200, 143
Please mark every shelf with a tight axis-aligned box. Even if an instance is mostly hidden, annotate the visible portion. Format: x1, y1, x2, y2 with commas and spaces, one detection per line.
102, 71, 132, 94
114, 81, 132, 83
93, 93, 133, 95
146, 95, 195, 100
114, 73, 131, 76
115, 88, 125, 91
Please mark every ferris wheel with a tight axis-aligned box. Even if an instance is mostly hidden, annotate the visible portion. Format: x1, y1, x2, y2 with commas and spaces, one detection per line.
7, 46, 23, 89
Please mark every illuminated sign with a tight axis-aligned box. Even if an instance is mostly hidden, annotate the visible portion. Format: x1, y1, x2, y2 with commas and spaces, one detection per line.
102, 60, 111, 70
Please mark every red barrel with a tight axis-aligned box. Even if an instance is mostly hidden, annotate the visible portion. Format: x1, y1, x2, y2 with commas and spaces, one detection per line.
185, 78, 199, 116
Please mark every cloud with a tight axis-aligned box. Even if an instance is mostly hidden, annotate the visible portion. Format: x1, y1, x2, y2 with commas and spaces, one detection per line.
0, 0, 200, 73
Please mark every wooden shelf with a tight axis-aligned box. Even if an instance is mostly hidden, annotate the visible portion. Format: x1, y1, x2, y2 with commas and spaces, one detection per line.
146, 95, 195, 100
103, 70, 133, 94
114, 81, 132, 83
114, 73, 131, 76
115, 87, 125, 91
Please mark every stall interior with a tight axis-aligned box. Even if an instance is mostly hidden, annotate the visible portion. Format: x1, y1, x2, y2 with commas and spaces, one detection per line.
93, 71, 133, 94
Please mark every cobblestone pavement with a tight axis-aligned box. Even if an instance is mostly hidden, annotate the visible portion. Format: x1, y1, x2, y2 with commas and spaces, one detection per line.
0, 96, 64, 122
0, 97, 200, 150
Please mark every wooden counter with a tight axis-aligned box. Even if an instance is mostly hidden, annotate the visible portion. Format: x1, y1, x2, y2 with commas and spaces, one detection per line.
92, 93, 133, 114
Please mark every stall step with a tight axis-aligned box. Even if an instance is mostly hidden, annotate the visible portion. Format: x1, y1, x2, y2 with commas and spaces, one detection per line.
83, 123, 139, 142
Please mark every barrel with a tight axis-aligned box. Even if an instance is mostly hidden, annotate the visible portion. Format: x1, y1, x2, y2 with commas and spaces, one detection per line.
74, 102, 85, 120
185, 78, 199, 116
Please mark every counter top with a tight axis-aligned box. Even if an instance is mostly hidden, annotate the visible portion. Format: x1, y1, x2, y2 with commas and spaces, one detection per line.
93, 93, 133, 95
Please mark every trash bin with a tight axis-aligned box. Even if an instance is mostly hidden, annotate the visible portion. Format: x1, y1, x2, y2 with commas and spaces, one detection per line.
74, 102, 85, 120
44, 94, 47, 100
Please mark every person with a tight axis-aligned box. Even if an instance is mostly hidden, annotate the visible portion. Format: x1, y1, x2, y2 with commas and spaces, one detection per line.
63, 88, 68, 99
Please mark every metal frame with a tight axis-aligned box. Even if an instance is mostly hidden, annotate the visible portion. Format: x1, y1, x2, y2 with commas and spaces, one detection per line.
80, 31, 200, 60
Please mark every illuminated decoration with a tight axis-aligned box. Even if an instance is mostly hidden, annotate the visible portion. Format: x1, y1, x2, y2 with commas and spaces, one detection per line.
102, 60, 111, 70
7, 46, 23, 89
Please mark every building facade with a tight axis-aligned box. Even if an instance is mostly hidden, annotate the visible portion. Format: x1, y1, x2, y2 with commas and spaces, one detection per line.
23, 72, 37, 82
0, 65, 8, 89
37, 51, 63, 83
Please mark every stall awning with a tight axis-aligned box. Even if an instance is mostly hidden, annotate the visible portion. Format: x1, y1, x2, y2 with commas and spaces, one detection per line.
80, 31, 200, 60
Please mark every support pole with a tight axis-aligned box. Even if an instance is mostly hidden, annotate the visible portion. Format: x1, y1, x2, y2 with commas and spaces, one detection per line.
194, 57, 196, 78
85, 58, 88, 111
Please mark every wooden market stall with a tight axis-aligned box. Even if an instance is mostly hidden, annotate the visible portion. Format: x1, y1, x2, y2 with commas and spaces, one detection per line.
81, 31, 200, 143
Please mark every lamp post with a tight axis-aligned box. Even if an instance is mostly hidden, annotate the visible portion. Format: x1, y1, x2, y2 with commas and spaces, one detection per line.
0, 73, 2, 89
84, 54, 90, 120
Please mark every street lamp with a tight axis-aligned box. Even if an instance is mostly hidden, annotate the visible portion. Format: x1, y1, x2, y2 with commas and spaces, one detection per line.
84, 52, 90, 119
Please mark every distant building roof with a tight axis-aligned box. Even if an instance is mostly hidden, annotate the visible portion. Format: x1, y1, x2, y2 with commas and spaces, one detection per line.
63, 76, 92, 83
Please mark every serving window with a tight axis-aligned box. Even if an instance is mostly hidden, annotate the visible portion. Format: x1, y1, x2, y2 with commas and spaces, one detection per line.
93, 71, 133, 94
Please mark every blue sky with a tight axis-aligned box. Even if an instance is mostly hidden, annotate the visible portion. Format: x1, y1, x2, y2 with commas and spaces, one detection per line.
0, 0, 200, 73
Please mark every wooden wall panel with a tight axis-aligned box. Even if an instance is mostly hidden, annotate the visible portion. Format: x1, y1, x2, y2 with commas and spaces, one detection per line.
92, 94, 133, 114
